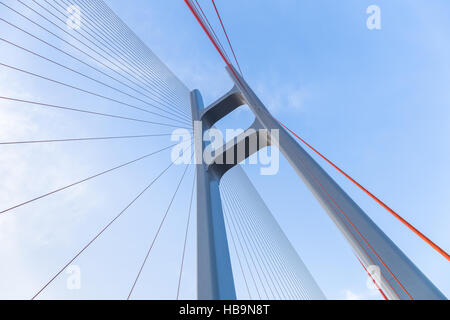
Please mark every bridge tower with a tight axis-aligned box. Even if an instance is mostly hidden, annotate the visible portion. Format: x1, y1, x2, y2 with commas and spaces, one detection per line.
191, 67, 446, 300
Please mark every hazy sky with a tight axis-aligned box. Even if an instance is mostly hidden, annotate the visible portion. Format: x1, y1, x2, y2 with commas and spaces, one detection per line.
0, 0, 448, 300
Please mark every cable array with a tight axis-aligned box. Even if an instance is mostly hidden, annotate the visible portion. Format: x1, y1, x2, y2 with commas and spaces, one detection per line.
0, 0, 196, 299
220, 167, 325, 300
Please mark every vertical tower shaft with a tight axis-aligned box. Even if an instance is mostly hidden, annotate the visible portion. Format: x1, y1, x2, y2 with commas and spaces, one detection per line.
191, 90, 236, 300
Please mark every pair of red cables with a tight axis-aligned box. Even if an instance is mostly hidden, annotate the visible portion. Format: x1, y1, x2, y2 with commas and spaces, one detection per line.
278, 122, 449, 261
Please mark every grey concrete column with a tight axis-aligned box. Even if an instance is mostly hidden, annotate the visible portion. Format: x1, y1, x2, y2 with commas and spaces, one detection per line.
227, 67, 446, 300
190, 90, 236, 300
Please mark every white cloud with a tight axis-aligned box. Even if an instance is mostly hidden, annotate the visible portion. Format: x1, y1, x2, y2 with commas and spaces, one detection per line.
287, 87, 308, 111
342, 287, 381, 300
344, 289, 361, 300
254, 80, 310, 114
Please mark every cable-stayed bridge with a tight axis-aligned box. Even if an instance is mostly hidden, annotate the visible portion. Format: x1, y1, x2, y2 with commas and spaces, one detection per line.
0, 0, 447, 300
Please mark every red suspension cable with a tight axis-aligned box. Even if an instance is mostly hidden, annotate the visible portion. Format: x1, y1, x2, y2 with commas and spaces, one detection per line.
211, 0, 243, 75
193, 0, 231, 63
278, 121, 450, 261
184, 0, 242, 87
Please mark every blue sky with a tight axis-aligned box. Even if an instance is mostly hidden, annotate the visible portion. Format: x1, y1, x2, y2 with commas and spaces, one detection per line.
0, 0, 449, 300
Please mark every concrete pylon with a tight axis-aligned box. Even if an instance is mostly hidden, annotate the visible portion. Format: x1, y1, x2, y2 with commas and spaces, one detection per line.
191, 67, 446, 300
